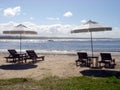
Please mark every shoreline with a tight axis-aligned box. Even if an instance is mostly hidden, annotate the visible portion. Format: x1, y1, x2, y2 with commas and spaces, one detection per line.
0, 50, 120, 55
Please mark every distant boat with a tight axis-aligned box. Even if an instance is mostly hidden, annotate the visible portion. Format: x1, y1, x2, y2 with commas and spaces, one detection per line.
48, 40, 54, 42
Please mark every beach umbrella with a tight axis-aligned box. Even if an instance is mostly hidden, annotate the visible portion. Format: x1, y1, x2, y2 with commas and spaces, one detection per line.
3, 24, 37, 53
71, 20, 112, 56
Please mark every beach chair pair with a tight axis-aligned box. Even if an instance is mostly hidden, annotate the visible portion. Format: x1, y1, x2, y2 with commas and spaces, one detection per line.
5, 49, 44, 63
76, 52, 116, 68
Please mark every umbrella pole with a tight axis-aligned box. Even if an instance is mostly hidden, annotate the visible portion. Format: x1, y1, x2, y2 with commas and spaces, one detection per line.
90, 31, 94, 57
20, 34, 21, 54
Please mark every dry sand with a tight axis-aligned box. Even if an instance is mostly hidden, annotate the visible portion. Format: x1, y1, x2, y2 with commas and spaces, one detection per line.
0, 51, 120, 80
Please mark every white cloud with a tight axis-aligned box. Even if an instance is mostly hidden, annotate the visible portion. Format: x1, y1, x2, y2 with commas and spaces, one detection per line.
81, 20, 87, 24
63, 11, 73, 17
3, 6, 21, 17
47, 17, 60, 21
30, 17, 35, 20
22, 23, 74, 36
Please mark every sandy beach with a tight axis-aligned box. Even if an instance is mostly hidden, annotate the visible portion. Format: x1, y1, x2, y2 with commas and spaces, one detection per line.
0, 51, 120, 80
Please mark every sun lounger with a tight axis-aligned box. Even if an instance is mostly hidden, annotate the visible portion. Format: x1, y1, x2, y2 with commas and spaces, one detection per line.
4, 49, 17, 62
99, 53, 116, 68
76, 52, 92, 67
4, 49, 26, 63
26, 50, 45, 63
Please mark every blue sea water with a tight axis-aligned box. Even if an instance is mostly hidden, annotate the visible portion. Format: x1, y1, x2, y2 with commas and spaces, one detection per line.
0, 39, 120, 52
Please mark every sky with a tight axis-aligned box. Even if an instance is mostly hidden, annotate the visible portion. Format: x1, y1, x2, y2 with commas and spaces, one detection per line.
0, 0, 120, 38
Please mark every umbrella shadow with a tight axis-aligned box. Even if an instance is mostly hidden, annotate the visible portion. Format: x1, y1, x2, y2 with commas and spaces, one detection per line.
80, 69, 120, 77
0, 63, 37, 70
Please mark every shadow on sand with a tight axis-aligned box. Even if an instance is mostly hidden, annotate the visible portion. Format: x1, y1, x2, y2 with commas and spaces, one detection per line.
80, 69, 120, 77
0, 63, 37, 70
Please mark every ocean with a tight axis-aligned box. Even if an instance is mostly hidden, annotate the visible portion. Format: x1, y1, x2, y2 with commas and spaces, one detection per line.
0, 39, 120, 53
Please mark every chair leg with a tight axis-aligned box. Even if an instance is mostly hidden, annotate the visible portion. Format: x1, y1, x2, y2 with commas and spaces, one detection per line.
42, 56, 44, 61
24, 58, 27, 63
98, 62, 102, 68
6, 58, 8, 62
75, 60, 79, 66
32, 58, 37, 63
112, 59, 115, 65
13, 58, 16, 63
86, 59, 91, 67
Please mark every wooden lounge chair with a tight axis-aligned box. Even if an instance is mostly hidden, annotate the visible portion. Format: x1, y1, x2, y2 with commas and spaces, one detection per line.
4, 49, 26, 63
26, 50, 45, 63
99, 53, 116, 68
4, 49, 18, 62
76, 52, 91, 67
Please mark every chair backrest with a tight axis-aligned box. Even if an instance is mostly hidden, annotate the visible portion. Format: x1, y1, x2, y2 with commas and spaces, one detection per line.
8, 49, 17, 56
77, 52, 88, 59
26, 50, 38, 58
100, 53, 112, 61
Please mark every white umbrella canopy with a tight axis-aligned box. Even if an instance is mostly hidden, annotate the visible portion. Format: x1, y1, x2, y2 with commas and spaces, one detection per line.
3, 24, 37, 34
71, 20, 112, 56
71, 20, 112, 33
3, 24, 37, 53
